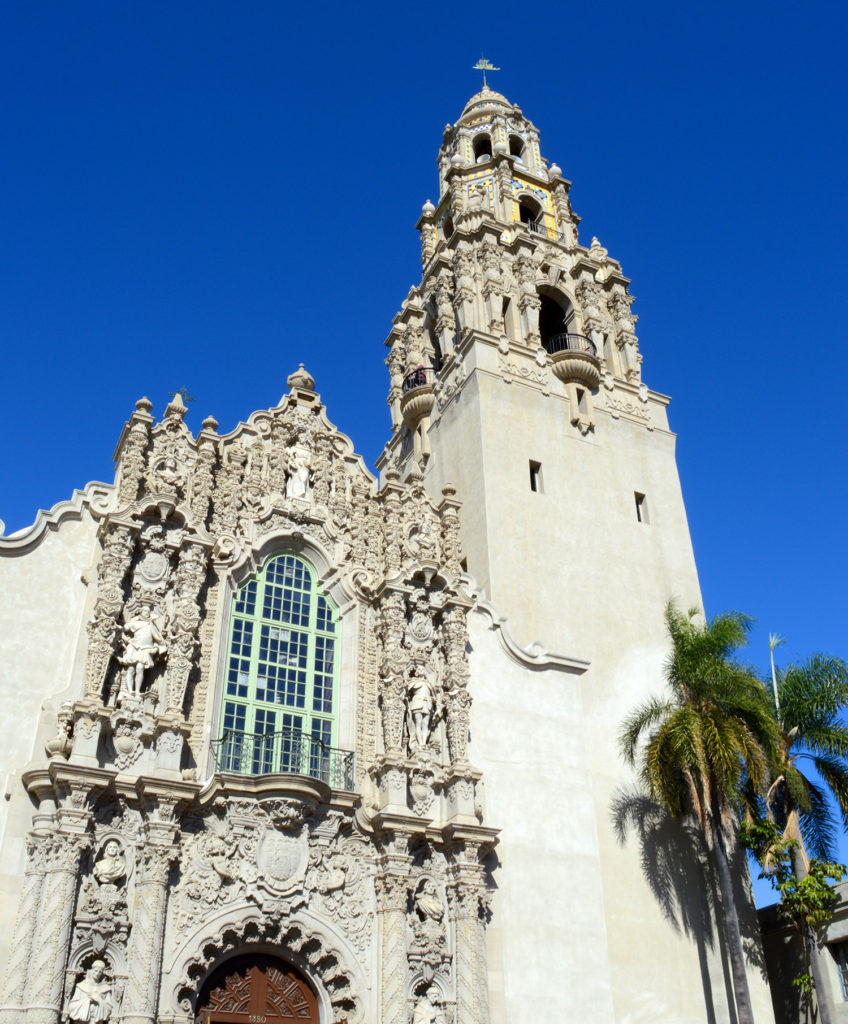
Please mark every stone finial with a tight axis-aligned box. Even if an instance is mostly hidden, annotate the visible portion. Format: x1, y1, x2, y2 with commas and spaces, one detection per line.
589, 236, 609, 260
135, 396, 153, 414
164, 391, 187, 420
421, 199, 436, 216
287, 363, 315, 393
201, 415, 219, 433
549, 162, 562, 179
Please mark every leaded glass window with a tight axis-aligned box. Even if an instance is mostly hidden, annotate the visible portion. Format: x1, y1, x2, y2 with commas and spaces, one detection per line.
218, 554, 339, 774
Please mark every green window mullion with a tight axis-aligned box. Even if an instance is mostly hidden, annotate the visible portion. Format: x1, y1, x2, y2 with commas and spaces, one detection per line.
221, 553, 340, 777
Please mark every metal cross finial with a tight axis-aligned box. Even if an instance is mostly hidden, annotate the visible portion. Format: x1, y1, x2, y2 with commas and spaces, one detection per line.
168, 385, 196, 404
473, 56, 500, 89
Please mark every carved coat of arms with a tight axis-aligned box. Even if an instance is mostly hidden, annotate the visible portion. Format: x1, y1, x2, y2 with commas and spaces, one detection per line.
256, 828, 307, 893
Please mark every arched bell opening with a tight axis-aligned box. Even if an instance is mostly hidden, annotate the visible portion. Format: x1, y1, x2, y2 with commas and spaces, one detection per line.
195, 953, 320, 1024
473, 133, 492, 162
509, 134, 525, 161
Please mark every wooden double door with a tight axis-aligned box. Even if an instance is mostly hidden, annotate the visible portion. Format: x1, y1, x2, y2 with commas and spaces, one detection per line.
196, 954, 319, 1024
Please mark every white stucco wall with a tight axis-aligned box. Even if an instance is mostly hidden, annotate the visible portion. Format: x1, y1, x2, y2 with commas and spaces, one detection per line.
0, 496, 103, 973
419, 350, 776, 1023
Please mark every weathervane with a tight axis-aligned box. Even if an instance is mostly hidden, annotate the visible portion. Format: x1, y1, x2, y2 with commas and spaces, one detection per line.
168, 386, 196, 404
473, 56, 500, 89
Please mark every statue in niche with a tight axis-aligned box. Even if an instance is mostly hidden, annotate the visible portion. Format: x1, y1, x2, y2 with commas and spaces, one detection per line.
68, 960, 113, 1024
406, 662, 439, 750
118, 605, 167, 695
93, 839, 127, 889
286, 449, 312, 500
412, 985, 448, 1024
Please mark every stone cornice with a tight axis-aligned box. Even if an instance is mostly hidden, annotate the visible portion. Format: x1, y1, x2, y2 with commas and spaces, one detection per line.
464, 573, 590, 675
0, 480, 114, 554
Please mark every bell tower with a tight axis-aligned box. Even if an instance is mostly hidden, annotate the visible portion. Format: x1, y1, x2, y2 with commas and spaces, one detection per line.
378, 82, 673, 652
378, 86, 776, 1023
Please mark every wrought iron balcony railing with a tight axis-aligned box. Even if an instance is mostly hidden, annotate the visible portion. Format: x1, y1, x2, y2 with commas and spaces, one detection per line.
211, 727, 355, 790
544, 332, 597, 357
402, 366, 436, 394
524, 219, 567, 243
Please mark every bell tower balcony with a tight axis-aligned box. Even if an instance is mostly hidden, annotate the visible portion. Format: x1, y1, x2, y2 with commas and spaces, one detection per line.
545, 333, 601, 391
400, 367, 437, 430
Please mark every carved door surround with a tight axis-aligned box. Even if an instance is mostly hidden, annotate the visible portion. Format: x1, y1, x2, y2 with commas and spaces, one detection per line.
196, 954, 318, 1024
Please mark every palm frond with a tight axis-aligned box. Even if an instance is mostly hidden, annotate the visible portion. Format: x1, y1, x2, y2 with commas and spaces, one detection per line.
798, 776, 838, 862
814, 753, 848, 829
619, 697, 676, 765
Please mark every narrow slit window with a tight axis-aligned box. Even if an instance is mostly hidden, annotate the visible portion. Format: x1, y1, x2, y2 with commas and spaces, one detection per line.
635, 492, 649, 523
530, 461, 542, 493
830, 941, 848, 999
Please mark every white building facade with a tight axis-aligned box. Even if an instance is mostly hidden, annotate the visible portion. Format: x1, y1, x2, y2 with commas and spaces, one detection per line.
0, 88, 774, 1024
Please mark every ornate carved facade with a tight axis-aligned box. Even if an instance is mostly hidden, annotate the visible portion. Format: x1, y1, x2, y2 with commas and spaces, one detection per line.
0, 86, 776, 1024
0, 354, 498, 1024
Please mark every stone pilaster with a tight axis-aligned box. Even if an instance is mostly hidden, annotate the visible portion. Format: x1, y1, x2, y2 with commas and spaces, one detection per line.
375, 837, 411, 1024
26, 833, 90, 1024
448, 868, 490, 1024
120, 842, 176, 1024
0, 836, 49, 1022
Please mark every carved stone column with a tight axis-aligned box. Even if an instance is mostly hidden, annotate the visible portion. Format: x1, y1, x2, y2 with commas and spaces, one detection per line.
375, 873, 410, 1024
120, 842, 176, 1024
86, 524, 136, 700
448, 867, 490, 1024
0, 835, 49, 1022
26, 833, 91, 1024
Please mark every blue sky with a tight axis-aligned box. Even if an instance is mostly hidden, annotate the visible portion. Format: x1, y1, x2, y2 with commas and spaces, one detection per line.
1, 2, 845, 902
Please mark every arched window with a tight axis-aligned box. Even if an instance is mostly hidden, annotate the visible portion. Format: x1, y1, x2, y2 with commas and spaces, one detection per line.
518, 197, 542, 230
509, 134, 525, 160
217, 553, 340, 778
473, 133, 492, 162
539, 292, 574, 353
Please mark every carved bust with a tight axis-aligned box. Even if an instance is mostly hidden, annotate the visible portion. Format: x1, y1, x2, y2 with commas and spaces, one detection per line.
93, 839, 126, 888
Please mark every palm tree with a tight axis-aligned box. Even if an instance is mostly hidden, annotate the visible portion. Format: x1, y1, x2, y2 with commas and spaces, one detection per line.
760, 646, 848, 1024
620, 602, 775, 1024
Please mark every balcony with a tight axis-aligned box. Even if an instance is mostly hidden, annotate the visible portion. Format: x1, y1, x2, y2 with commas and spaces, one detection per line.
400, 367, 437, 430
211, 727, 355, 791
523, 219, 568, 244
544, 332, 601, 390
